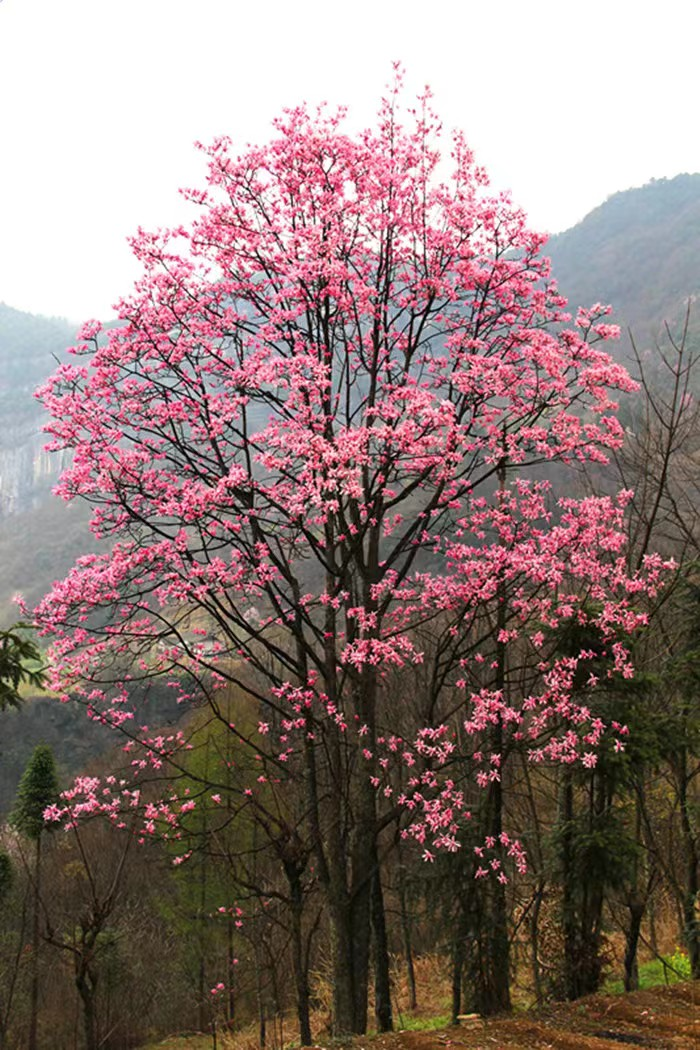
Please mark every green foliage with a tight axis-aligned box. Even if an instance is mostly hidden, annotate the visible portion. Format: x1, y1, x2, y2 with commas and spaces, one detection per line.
9, 743, 59, 840
553, 805, 639, 893
604, 950, 691, 994
0, 625, 45, 712
155, 701, 262, 1000
397, 1013, 451, 1032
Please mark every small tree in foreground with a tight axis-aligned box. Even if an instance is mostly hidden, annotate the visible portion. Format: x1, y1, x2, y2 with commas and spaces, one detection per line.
32, 72, 668, 1034
10, 745, 59, 1050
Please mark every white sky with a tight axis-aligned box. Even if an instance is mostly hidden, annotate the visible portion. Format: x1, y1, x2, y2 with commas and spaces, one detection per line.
0, 0, 698, 322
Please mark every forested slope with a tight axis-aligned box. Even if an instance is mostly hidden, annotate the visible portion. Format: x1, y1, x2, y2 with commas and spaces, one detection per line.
547, 173, 700, 337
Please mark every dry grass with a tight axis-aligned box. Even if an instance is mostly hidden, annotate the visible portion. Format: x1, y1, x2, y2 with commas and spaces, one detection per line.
138, 957, 699, 1050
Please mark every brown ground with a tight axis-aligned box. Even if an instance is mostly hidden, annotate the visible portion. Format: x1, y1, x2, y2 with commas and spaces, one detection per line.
366, 983, 699, 1050
144, 981, 699, 1050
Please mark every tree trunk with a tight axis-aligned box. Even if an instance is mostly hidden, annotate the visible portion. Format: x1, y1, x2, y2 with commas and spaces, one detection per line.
678, 748, 700, 978
327, 854, 374, 1035
329, 885, 373, 1036
451, 936, 465, 1026
624, 898, 644, 992
474, 725, 511, 1015
28, 834, 42, 1050
75, 970, 98, 1050
530, 882, 545, 1002
474, 873, 510, 1015
326, 665, 380, 1036
350, 880, 372, 1033
397, 847, 417, 1010
475, 524, 512, 1017
328, 900, 356, 1036
288, 868, 312, 1046
561, 770, 578, 1000
227, 914, 236, 1028
371, 851, 393, 1032
450, 906, 470, 1026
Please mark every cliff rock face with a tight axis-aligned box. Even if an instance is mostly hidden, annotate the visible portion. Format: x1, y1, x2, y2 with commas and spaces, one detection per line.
0, 302, 76, 517
0, 424, 71, 518
0, 304, 84, 621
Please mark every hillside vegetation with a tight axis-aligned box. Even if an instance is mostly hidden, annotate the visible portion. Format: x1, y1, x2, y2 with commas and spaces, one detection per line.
547, 173, 700, 336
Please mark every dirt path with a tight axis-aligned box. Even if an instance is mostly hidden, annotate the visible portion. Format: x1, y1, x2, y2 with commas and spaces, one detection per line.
365, 983, 699, 1050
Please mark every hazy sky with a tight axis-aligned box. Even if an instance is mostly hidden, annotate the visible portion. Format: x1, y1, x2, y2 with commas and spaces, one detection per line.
1, 0, 699, 322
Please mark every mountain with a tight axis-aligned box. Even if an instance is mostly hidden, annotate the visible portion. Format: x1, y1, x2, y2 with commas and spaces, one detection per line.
0, 302, 77, 517
546, 173, 700, 339
0, 304, 93, 623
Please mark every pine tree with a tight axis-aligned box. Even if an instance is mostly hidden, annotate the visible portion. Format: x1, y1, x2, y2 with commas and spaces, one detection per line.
0, 626, 44, 712
10, 745, 59, 1050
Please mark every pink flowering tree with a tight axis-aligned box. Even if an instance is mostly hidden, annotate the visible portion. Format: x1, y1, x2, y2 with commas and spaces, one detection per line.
31, 74, 668, 1034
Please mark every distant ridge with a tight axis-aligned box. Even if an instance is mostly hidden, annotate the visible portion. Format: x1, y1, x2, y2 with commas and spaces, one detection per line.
547, 173, 700, 336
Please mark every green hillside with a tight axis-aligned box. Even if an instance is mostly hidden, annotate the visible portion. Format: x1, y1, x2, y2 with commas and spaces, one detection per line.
547, 173, 700, 337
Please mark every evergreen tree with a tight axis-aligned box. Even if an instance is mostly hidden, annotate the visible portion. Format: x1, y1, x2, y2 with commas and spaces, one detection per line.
0, 626, 44, 712
10, 745, 59, 1050
10, 745, 59, 840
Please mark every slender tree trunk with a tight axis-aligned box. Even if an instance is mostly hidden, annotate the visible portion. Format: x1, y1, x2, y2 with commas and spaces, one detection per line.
450, 905, 470, 1026
197, 749, 210, 1033
327, 665, 380, 1036
227, 914, 236, 1028
75, 970, 98, 1050
326, 838, 375, 1035
226, 779, 236, 1031
28, 834, 42, 1050
475, 481, 512, 1016
475, 866, 510, 1015
624, 898, 644, 992
474, 734, 510, 1011
288, 868, 312, 1046
561, 770, 578, 1000
349, 667, 382, 1034
370, 848, 392, 1032
254, 941, 266, 1050
677, 749, 700, 977
530, 882, 545, 1002
329, 902, 356, 1037
451, 937, 464, 1026
624, 796, 648, 992
350, 879, 373, 1034
397, 845, 417, 1010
